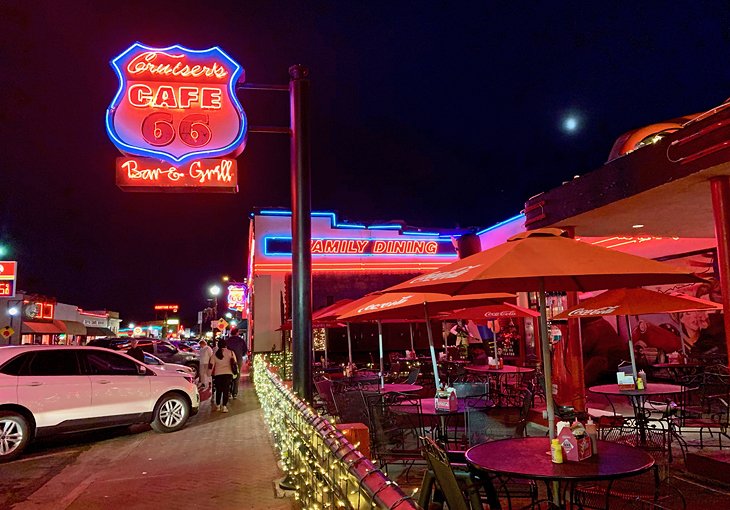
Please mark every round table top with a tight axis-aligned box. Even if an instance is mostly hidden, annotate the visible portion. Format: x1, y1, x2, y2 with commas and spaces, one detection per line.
361, 383, 423, 394
396, 356, 432, 363
588, 383, 685, 397
333, 373, 380, 383
650, 363, 704, 369
466, 437, 654, 482
465, 364, 535, 374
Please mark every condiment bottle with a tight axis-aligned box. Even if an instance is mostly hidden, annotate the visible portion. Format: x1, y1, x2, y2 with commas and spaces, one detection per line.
638, 370, 647, 389
551, 438, 563, 464
585, 418, 598, 454
498, 357, 504, 369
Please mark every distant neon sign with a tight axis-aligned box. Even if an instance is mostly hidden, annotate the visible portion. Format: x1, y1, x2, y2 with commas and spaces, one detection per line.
264, 237, 456, 257
154, 304, 179, 312
106, 43, 247, 165
227, 284, 246, 311
116, 157, 237, 192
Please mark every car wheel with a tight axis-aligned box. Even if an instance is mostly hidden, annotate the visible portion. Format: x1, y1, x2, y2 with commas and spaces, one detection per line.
0, 411, 30, 462
186, 363, 199, 379
151, 393, 190, 433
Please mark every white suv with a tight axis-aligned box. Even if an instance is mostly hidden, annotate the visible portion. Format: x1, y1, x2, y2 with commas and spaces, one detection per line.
0, 345, 200, 462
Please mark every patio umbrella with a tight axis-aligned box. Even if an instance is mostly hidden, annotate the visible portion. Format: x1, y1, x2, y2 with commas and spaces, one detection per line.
337, 292, 513, 388
381, 228, 704, 439
553, 287, 722, 380
277, 299, 354, 362
437, 303, 540, 360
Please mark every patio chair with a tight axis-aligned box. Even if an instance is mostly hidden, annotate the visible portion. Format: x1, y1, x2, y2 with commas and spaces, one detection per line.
332, 389, 376, 425
404, 367, 420, 385
676, 379, 730, 449
365, 392, 425, 473
313, 378, 338, 418
574, 419, 686, 510
418, 436, 484, 510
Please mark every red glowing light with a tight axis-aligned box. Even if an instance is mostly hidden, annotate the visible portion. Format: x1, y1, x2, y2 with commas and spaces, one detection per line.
0, 281, 13, 297
115, 157, 237, 192
106, 43, 246, 165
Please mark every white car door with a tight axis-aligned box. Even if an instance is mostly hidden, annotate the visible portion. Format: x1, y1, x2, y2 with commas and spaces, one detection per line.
82, 350, 152, 417
16, 350, 93, 429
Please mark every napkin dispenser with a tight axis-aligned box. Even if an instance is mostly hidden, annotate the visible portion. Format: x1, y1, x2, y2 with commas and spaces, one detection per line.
558, 426, 593, 462
435, 386, 458, 412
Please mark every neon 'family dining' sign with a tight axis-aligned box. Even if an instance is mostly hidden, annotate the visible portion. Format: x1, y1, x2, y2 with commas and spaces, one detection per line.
264, 237, 457, 257
106, 43, 247, 165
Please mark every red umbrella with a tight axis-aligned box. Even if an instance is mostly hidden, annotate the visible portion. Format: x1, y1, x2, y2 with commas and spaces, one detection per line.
380, 228, 704, 439
337, 292, 512, 387
553, 287, 722, 378
437, 303, 540, 360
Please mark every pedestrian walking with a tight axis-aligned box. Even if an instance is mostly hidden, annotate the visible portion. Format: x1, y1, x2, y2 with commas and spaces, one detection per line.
126, 339, 145, 363
198, 340, 213, 390
226, 328, 247, 399
210, 338, 237, 413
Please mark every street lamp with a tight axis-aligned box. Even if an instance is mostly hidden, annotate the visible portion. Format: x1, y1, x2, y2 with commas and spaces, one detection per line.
8, 306, 18, 341
209, 285, 221, 323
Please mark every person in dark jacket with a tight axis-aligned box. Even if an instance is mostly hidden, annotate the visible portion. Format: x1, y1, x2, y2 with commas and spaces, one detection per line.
126, 339, 145, 363
226, 329, 247, 399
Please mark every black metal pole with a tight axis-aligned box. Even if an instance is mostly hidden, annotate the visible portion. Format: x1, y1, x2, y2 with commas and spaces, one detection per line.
289, 64, 313, 402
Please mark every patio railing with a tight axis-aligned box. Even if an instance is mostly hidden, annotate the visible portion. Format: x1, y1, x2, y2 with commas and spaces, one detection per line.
253, 354, 419, 510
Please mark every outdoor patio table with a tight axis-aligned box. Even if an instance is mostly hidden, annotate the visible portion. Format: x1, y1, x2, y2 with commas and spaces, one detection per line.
361, 383, 423, 394
396, 356, 433, 364
465, 437, 655, 509
589, 383, 685, 444
332, 372, 381, 390
465, 365, 535, 406
650, 363, 705, 382
395, 397, 490, 443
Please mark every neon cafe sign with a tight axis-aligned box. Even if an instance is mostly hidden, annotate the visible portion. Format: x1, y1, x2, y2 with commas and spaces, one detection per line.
106, 43, 247, 192
264, 237, 456, 256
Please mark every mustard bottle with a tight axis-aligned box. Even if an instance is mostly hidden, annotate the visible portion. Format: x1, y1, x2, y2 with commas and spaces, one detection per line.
551, 438, 563, 464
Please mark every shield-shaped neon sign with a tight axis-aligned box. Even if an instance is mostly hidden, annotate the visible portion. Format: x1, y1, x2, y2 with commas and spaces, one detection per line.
106, 42, 247, 164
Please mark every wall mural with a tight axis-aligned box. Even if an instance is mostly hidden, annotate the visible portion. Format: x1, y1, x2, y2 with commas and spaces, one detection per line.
583, 248, 724, 386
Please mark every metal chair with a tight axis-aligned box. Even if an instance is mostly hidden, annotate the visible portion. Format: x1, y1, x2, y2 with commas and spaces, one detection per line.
419, 436, 484, 510
365, 392, 425, 473
313, 378, 338, 418
676, 376, 730, 449
574, 418, 686, 510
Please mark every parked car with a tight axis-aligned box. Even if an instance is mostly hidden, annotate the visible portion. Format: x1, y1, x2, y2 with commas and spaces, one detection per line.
88, 338, 200, 378
142, 353, 195, 376
0, 345, 200, 462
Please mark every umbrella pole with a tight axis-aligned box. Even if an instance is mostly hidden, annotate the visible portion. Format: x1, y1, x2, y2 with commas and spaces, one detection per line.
538, 280, 556, 440
625, 315, 639, 380
377, 320, 385, 388
538, 280, 560, 507
423, 303, 442, 390
324, 329, 328, 366
409, 323, 415, 352
346, 323, 353, 364
492, 319, 499, 361
679, 326, 688, 358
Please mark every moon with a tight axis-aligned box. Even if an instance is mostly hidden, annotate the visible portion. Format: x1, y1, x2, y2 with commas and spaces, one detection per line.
562, 115, 580, 133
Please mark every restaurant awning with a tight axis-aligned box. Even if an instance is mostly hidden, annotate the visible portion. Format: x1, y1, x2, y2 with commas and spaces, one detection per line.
59, 320, 87, 335
85, 326, 116, 337
22, 320, 65, 334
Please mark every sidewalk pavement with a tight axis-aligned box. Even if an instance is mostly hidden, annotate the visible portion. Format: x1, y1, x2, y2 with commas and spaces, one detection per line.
12, 374, 293, 510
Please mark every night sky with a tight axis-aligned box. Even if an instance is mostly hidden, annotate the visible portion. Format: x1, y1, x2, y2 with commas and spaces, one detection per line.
2, 1, 730, 324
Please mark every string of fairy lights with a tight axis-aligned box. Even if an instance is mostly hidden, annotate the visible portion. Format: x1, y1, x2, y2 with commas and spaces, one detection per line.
253, 354, 418, 510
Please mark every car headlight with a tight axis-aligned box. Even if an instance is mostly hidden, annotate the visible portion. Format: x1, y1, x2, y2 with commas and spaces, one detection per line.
183, 375, 195, 384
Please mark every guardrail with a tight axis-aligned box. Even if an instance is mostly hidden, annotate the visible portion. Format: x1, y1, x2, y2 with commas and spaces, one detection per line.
253, 354, 420, 510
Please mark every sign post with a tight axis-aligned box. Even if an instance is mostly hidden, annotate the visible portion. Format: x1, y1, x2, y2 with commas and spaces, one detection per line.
289, 65, 313, 403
